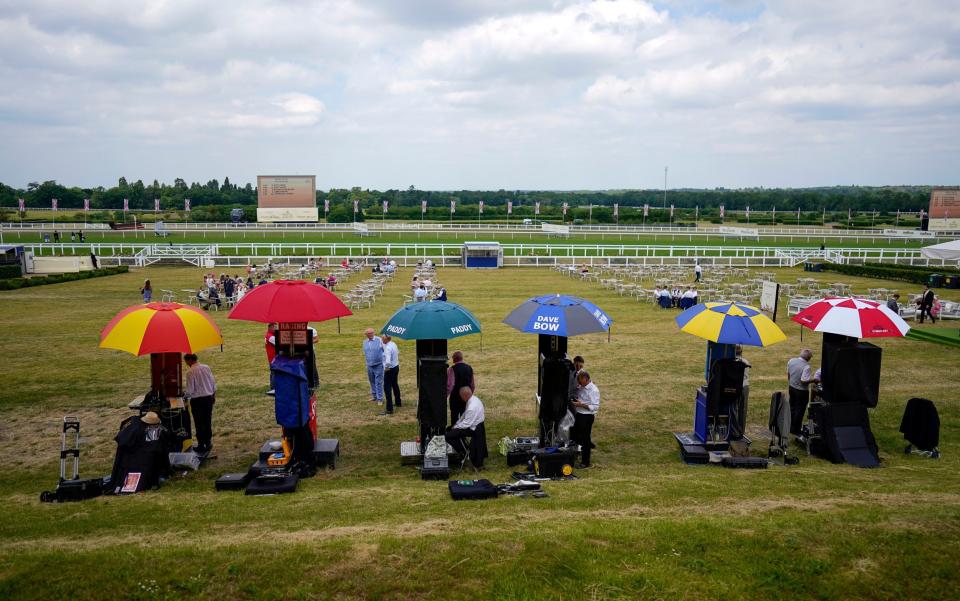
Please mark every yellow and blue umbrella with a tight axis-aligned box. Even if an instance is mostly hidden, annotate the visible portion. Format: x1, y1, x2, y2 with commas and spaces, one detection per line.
675, 301, 786, 347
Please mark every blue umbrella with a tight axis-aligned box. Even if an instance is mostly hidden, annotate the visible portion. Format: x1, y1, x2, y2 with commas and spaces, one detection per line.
380, 300, 481, 340
502, 294, 612, 337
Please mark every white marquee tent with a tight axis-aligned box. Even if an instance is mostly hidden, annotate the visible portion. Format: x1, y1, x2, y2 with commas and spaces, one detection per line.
920, 239, 960, 261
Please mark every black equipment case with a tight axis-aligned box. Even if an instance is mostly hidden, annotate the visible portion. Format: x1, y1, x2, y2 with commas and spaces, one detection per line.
507, 449, 534, 466
215, 472, 251, 491
721, 456, 769, 469
531, 447, 577, 478
245, 473, 300, 496
449, 479, 499, 501
313, 438, 340, 469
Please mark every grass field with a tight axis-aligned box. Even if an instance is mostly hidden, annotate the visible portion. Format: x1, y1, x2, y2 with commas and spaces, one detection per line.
1, 264, 958, 600
0, 228, 938, 250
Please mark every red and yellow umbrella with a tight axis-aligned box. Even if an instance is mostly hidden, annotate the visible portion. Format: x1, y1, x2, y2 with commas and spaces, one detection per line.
100, 302, 223, 356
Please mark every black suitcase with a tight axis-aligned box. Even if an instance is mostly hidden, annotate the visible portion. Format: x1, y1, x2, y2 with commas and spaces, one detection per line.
507, 450, 533, 467
313, 438, 340, 469
531, 448, 577, 478
46, 477, 107, 502
449, 479, 499, 501
215, 472, 251, 491
680, 444, 710, 465
245, 473, 299, 496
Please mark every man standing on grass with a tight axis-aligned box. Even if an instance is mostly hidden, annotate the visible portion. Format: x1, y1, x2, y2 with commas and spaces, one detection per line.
786, 349, 817, 436
570, 370, 599, 468
363, 328, 385, 405
381, 334, 401, 415
446, 351, 476, 425
184, 353, 217, 455
919, 285, 936, 324
694, 261, 702, 282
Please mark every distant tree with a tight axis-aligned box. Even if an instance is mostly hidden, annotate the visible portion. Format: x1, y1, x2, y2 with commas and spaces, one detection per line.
118, 177, 128, 189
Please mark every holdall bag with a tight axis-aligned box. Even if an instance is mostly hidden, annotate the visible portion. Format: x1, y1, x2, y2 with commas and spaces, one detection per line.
449, 479, 499, 501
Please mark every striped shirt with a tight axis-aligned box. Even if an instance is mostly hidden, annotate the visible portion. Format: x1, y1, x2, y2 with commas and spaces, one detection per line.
186, 362, 217, 398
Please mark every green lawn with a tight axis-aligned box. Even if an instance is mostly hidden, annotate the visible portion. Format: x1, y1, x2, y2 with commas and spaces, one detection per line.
0, 266, 958, 600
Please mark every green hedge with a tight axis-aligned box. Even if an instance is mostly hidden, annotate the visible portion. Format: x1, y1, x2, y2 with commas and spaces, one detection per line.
820, 262, 958, 285
0, 264, 21, 279
0, 266, 129, 291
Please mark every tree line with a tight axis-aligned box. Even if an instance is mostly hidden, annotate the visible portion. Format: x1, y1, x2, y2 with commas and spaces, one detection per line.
0, 179, 940, 225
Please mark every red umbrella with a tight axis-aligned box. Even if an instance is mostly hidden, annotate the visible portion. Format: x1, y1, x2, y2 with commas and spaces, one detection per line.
228, 280, 352, 323
791, 297, 910, 338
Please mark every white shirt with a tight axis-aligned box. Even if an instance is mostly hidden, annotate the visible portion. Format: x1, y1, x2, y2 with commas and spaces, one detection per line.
695, 265, 702, 274
453, 394, 485, 431
185, 362, 217, 398
414, 287, 427, 301
575, 382, 600, 415
383, 340, 399, 369
681, 289, 696, 299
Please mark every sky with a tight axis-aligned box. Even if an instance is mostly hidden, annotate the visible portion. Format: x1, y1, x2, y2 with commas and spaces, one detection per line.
1, 0, 958, 190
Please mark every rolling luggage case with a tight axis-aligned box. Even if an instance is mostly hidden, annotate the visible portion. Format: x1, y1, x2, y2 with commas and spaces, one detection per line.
449, 479, 499, 501
40, 417, 107, 503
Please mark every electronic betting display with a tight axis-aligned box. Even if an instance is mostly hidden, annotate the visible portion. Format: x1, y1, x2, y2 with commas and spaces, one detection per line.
257, 175, 318, 222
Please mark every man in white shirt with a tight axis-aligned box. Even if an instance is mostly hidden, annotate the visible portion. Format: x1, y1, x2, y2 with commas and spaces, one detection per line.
381, 334, 401, 415
184, 353, 217, 454
570, 370, 599, 468
445, 386, 487, 467
694, 262, 702, 282
413, 284, 428, 302
786, 349, 817, 435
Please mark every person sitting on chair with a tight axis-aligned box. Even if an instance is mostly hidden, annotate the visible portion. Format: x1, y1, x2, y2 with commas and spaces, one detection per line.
445, 386, 487, 468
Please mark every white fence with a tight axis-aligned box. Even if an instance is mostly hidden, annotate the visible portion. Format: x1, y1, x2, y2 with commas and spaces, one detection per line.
17, 242, 960, 269
2, 220, 958, 242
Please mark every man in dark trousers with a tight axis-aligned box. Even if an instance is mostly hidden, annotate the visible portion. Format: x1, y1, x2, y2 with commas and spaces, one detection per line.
786, 349, 817, 436
919, 285, 936, 324
446, 350, 476, 425
570, 370, 600, 468
184, 353, 217, 454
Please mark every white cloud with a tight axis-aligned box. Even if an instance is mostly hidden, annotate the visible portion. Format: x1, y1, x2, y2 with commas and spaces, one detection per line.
0, 0, 957, 189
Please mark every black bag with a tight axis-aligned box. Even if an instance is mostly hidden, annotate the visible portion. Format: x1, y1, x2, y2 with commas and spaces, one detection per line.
507, 449, 533, 466
449, 479, 498, 501
47, 477, 107, 502
313, 438, 340, 469
721, 456, 769, 469
899, 398, 939, 451
531, 447, 577, 478
245, 473, 299, 496
215, 473, 251, 491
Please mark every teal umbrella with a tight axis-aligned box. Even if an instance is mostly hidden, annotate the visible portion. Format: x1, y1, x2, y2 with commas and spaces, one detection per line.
380, 301, 481, 341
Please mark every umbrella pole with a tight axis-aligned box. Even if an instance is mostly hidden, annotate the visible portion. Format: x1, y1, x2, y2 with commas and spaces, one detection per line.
337, 317, 341, 334
608, 326, 611, 343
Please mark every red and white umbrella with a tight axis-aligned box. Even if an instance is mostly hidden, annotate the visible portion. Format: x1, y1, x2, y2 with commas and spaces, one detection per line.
791, 297, 910, 338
